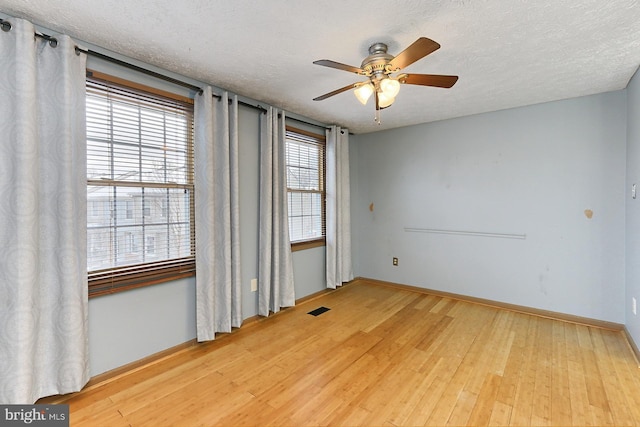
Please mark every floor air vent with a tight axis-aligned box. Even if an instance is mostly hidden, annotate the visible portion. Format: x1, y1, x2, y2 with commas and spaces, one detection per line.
307, 306, 331, 316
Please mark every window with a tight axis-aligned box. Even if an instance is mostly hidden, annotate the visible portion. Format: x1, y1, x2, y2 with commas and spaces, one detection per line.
86, 72, 195, 297
143, 198, 151, 217
125, 200, 133, 220
125, 232, 137, 254
161, 198, 168, 218
146, 236, 156, 255
285, 126, 326, 249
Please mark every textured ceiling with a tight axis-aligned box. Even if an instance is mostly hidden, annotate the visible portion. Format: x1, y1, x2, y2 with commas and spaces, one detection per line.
1, 0, 639, 133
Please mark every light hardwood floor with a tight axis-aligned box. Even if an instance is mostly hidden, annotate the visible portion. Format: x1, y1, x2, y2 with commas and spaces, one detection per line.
60, 280, 640, 426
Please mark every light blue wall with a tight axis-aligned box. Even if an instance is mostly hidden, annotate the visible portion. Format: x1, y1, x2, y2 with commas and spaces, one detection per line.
238, 106, 261, 318
351, 91, 627, 323
89, 278, 196, 376
626, 67, 640, 343
293, 246, 326, 297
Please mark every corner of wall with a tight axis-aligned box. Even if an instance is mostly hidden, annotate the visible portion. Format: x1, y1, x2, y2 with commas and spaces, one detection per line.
625, 65, 640, 351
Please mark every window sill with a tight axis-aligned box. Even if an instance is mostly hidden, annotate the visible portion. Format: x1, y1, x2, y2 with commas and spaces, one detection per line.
291, 238, 325, 252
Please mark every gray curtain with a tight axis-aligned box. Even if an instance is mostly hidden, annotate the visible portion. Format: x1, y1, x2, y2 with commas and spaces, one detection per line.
258, 107, 295, 316
194, 87, 242, 341
0, 18, 89, 403
326, 126, 354, 289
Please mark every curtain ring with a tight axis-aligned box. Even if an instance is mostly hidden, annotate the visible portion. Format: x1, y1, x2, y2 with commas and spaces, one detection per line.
0, 19, 11, 32
36, 32, 58, 47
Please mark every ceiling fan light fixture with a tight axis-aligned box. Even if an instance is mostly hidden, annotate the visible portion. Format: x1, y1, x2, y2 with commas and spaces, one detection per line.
377, 91, 395, 109
354, 82, 374, 105
380, 77, 400, 99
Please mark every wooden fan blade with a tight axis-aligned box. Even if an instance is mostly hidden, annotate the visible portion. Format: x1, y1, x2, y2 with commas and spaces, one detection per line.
388, 37, 440, 71
401, 74, 458, 88
313, 59, 365, 75
313, 82, 360, 101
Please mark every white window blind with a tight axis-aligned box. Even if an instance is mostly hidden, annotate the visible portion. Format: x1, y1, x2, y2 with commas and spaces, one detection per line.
285, 127, 325, 243
86, 73, 195, 296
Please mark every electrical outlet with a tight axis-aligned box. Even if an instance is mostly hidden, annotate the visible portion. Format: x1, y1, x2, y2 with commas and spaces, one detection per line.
633, 297, 637, 316
250, 278, 258, 292
392, 257, 398, 266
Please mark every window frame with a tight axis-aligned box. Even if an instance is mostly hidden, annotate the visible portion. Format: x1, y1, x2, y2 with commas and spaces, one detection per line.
285, 126, 326, 251
86, 70, 196, 297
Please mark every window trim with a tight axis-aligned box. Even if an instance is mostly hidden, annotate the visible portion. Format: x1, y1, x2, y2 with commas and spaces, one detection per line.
291, 238, 326, 252
86, 71, 195, 297
285, 126, 326, 250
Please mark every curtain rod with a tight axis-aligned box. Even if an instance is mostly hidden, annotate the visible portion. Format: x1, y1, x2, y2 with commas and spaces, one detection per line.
2, 19, 330, 126
0, 20, 198, 93
77, 46, 272, 115
236, 99, 267, 113
285, 116, 351, 135
74, 46, 271, 114
83, 48, 271, 114
76, 47, 204, 94
0, 18, 202, 94
79, 44, 271, 115
285, 116, 329, 130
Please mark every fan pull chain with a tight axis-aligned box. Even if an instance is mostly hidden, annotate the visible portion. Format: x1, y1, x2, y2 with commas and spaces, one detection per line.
374, 91, 381, 124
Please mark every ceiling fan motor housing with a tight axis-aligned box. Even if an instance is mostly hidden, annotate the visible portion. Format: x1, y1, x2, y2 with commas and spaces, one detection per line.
361, 42, 394, 79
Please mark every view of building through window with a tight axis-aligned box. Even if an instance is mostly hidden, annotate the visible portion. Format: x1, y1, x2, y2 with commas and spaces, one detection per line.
87, 187, 191, 271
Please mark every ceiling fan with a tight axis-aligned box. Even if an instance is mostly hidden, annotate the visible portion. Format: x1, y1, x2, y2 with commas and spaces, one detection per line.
313, 37, 458, 123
